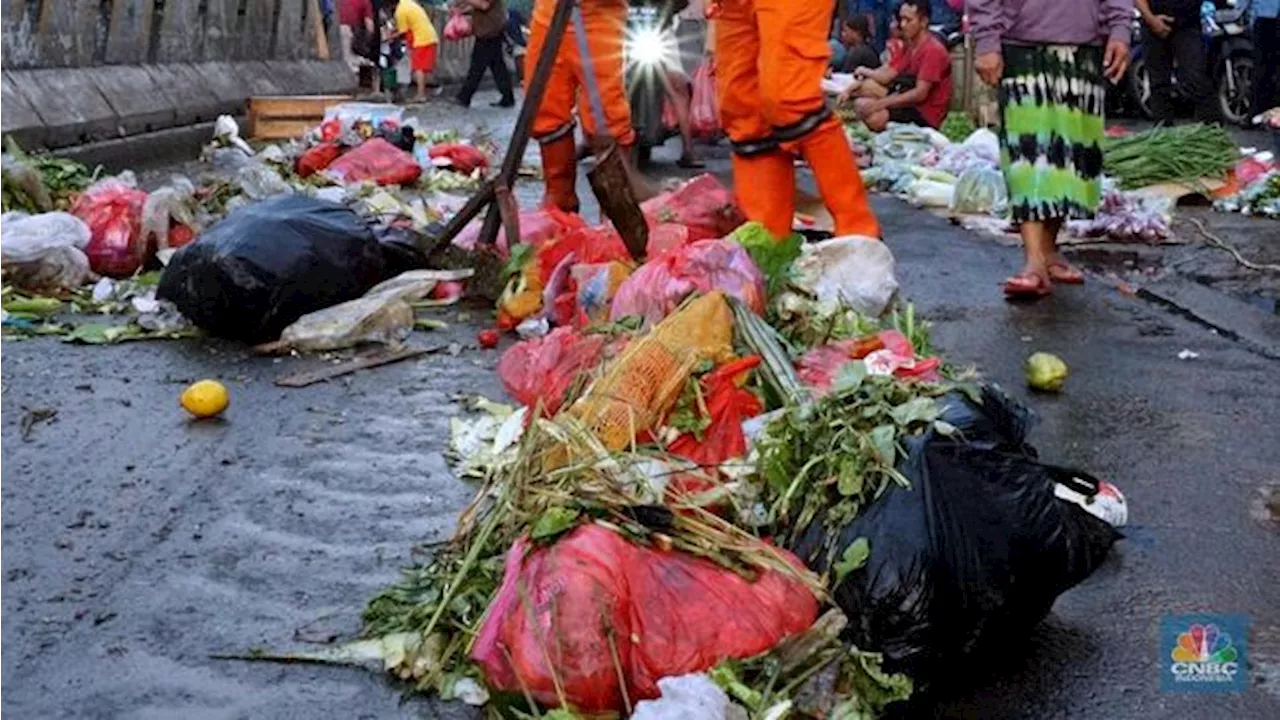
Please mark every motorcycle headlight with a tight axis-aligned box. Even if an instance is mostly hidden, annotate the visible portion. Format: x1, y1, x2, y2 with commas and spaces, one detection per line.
628, 26, 674, 68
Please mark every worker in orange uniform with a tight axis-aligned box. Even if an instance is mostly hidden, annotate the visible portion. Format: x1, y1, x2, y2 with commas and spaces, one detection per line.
525, 0, 634, 213
709, 0, 880, 239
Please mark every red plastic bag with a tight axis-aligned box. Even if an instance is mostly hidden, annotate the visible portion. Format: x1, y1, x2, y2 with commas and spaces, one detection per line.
71, 179, 148, 278
443, 9, 473, 40
453, 206, 586, 255
536, 224, 632, 283
472, 525, 819, 713
690, 63, 719, 139
296, 142, 342, 177
668, 356, 763, 470
609, 238, 766, 325
427, 143, 489, 175
498, 328, 606, 414
641, 174, 746, 242
325, 137, 422, 186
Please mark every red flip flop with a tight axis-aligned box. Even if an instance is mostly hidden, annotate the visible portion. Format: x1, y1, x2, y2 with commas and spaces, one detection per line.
1047, 261, 1085, 285
1004, 271, 1052, 298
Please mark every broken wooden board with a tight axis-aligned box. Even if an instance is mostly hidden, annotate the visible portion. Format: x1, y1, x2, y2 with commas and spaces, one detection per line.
248, 94, 352, 139
274, 344, 447, 387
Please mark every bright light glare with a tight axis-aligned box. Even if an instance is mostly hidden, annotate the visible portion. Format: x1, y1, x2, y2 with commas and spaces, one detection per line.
628, 26, 674, 68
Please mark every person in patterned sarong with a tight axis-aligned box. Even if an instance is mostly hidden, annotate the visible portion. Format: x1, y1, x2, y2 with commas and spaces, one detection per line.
969, 0, 1133, 299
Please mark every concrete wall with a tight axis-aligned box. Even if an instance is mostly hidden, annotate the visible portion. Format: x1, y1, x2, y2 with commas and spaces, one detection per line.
0, 1, 474, 150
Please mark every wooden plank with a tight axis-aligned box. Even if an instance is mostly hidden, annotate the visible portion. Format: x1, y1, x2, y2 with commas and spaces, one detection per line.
105, 0, 157, 65
156, 0, 204, 63
248, 94, 352, 117
274, 345, 447, 387
239, 0, 277, 61
2, 2, 43, 69
37, 0, 99, 67
274, 0, 306, 60
204, 0, 243, 61
305, 0, 329, 61
249, 117, 319, 140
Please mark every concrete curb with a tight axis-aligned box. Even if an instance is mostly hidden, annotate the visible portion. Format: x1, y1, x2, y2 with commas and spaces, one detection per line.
1138, 276, 1280, 360
1, 60, 357, 152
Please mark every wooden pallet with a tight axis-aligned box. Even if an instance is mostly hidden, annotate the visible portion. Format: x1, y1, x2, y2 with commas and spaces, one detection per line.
247, 95, 352, 140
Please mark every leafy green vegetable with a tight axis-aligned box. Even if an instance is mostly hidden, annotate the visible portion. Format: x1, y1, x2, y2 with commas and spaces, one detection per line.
502, 243, 535, 281
833, 537, 870, 583
939, 111, 977, 144
830, 647, 914, 719
730, 222, 803, 297
530, 506, 581, 542
756, 373, 954, 563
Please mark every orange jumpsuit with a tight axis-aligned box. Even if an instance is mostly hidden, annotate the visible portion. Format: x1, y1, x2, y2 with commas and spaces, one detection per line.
526, 0, 634, 213
712, 0, 880, 239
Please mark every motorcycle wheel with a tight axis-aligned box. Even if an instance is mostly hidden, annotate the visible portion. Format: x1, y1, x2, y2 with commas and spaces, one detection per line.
1129, 57, 1155, 120
1217, 55, 1255, 126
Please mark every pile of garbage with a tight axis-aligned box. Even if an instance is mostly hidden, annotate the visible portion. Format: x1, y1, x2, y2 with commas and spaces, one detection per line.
2, 105, 494, 346
847, 119, 1278, 242
339, 178, 1126, 718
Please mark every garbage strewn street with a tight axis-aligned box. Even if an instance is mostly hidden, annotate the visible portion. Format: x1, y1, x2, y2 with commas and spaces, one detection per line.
3, 91, 1279, 720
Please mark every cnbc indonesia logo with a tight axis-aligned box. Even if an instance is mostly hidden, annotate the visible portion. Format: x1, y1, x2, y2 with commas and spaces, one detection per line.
1169, 623, 1240, 685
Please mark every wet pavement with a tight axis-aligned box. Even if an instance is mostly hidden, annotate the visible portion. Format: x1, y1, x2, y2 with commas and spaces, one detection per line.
4, 93, 1279, 719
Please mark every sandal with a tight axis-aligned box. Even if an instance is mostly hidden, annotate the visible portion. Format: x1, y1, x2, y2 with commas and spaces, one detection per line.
1004, 270, 1052, 298
1047, 261, 1085, 284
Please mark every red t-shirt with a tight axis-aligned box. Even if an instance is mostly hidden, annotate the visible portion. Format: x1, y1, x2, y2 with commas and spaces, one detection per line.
889, 34, 953, 128
339, 0, 373, 27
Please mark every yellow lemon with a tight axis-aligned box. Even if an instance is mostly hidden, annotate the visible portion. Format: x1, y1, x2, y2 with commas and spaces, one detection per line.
1025, 352, 1068, 393
181, 380, 229, 419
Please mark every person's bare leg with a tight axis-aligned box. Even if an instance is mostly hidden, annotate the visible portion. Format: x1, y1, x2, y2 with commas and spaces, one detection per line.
413, 70, 427, 102
1043, 217, 1085, 283
854, 98, 889, 131
660, 72, 699, 165
1006, 220, 1054, 295
853, 78, 889, 99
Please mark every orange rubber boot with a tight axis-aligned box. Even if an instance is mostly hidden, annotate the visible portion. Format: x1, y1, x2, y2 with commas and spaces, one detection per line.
732, 150, 796, 240
796, 119, 880, 238
539, 134, 579, 213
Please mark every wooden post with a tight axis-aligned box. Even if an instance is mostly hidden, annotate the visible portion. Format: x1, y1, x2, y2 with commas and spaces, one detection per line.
308, 0, 330, 60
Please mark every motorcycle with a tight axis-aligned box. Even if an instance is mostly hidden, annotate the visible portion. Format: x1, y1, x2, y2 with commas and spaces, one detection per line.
1127, 0, 1255, 124
624, 4, 683, 167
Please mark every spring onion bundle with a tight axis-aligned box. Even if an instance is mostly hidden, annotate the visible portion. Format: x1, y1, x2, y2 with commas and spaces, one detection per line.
1102, 123, 1238, 190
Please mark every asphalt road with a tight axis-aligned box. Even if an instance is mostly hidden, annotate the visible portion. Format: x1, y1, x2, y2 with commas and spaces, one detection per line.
3, 94, 1278, 719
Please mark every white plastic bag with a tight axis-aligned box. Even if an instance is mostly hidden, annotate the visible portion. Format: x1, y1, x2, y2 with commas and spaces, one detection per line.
951, 166, 1008, 215
787, 235, 899, 318
961, 128, 1001, 161
631, 674, 746, 720
0, 211, 94, 290
141, 176, 198, 252
906, 178, 955, 208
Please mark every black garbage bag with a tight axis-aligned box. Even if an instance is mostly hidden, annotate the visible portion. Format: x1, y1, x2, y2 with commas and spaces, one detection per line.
788, 385, 1121, 690
158, 196, 389, 343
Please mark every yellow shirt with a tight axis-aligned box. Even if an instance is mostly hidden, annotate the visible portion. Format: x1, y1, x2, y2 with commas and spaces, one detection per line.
395, 0, 438, 47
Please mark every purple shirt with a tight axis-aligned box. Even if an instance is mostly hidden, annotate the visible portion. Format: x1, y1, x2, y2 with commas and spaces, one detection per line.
967, 0, 1134, 56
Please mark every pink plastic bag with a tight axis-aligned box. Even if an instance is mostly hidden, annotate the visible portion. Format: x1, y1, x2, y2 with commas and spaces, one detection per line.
325, 137, 421, 186
472, 525, 819, 713
690, 63, 719, 139
609, 238, 766, 325
71, 179, 149, 278
443, 9, 473, 41
452, 207, 586, 255
641, 174, 746, 242
497, 327, 607, 414
647, 222, 694, 258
